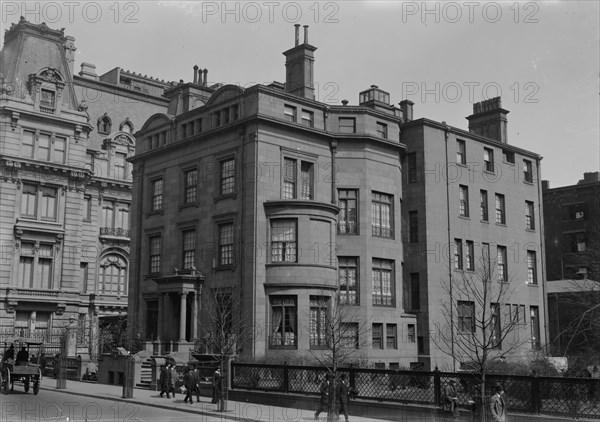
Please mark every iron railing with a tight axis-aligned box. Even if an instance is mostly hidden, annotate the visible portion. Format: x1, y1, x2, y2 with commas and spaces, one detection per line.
231, 363, 600, 420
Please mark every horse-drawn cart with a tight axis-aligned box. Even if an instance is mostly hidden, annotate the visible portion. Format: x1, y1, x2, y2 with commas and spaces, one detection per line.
0, 337, 43, 395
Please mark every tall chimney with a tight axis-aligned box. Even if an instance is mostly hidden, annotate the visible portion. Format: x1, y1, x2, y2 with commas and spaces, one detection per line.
193, 65, 199, 84
399, 100, 414, 121
294, 24, 300, 46
283, 24, 317, 100
466, 97, 509, 143
203, 69, 208, 86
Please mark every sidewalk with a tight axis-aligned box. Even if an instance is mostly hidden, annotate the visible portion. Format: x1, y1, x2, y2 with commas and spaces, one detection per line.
39, 378, 392, 422
39, 378, 589, 422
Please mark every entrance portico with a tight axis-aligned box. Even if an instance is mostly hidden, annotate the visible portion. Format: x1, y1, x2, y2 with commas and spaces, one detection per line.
153, 271, 203, 355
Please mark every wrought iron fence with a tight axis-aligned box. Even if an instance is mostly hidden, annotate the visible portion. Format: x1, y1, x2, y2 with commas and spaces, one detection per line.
231, 362, 600, 420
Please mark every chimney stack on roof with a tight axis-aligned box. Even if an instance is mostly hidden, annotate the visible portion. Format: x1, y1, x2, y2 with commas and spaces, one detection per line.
193, 65, 199, 84
283, 25, 317, 100
466, 96, 509, 143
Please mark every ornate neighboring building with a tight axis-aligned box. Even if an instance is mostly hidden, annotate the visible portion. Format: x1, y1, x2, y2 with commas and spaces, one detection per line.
0, 18, 169, 356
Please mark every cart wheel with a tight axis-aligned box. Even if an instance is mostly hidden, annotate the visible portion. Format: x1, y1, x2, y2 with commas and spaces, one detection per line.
1, 369, 9, 394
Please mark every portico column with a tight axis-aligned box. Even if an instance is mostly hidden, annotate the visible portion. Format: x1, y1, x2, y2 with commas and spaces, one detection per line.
179, 292, 187, 342
157, 293, 165, 340
191, 292, 198, 342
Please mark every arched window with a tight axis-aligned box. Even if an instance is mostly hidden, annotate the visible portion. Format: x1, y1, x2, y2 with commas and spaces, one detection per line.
98, 113, 112, 135
99, 254, 127, 295
120, 119, 134, 134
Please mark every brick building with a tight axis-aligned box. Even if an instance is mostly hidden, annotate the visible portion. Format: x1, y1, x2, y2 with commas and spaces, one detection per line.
128, 25, 418, 366
0, 18, 168, 356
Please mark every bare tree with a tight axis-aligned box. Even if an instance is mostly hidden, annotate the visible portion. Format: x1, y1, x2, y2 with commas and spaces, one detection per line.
433, 248, 530, 419
305, 290, 370, 422
195, 286, 251, 412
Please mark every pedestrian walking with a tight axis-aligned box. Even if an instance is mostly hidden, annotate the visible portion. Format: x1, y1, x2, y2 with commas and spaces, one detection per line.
183, 368, 194, 403
159, 364, 171, 398
337, 373, 350, 422
211, 368, 222, 404
192, 367, 201, 403
314, 374, 331, 420
490, 383, 507, 422
169, 364, 178, 398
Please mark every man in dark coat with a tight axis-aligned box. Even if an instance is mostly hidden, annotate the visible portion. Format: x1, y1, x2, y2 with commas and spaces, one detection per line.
2, 344, 14, 362
183, 368, 194, 403
159, 364, 171, 398
314, 374, 331, 420
211, 368, 222, 404
169, 364, 178, 398
337, 373, 350, 422
16, 346, 29, 365
191, 367, 201, 403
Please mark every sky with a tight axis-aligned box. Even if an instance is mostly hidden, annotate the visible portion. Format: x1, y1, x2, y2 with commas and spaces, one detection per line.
1, 1, 598, 188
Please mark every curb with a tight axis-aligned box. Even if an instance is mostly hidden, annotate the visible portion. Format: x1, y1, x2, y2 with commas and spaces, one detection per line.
39, 386, 264, 422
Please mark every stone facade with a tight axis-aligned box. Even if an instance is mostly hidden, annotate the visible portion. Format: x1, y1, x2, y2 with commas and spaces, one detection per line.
0, 19, 168, 357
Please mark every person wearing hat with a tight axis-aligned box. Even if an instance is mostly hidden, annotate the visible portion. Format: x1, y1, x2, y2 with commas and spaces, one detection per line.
490, 383, 507, 422
2, 344, 14, 363
183, 367, 194, 404
443, 379, 459, 417
212, 368, 222, 404
159, 364, 171, 398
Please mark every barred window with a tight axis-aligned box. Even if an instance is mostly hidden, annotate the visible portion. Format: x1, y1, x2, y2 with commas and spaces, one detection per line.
270, 220, 297, 262
372, 259, 394, 306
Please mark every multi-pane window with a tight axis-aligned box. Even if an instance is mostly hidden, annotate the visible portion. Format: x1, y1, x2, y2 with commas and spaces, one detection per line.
270, 219, 297, 262
100, 254, 127, 295
503, 150, 515, 164
22, 130, 34, 158
564, 232, 587, 253
454, 239, 463, 270
372, 259, 394, 306
218, 223, 234, 266
309, 296, 330, 348
184, 169, 198, 203
40, 89, 56, 111
459, 185, 469, 217
407, 153, 417, 183
495, 194, 505, 224
21, 183, 37, 217
338, 189, 358, 234
301, 109, 314, 127
480, 190, 489, 221
284, 105, 296, 122
270, 296, 297, 348
563, 204, 586, 221
527, 251, 537, 285
523, 160, 533, 183
41, 186, 57, 221
376, 122, 388, 139
386, 324, 397, 349
182, 230, 196, 269
53, 136, 66, 163
497, 246, 507, 282
112, 152, 126, 179
407, 324, 416, 343
338, 257, 359, 305
408, 211, 418, 243
530, 306, 540, 349
371, 192, 393, 237
372, 323, 383, 349
465, 240, 475, 271
283, 158, 297, 199
341, 323, 359, 349
220, 158, 235, 195
19, 242, 54, 289
512, 304, 526, 324
457, 140, 466, 164
484, 147, 494, 172
525, 201, 535, 230
149, 236, 161, 273
300, 162, 314, 199
83, 196, 92, 221
491, 303, 501, 348
38, 133, 51, 160
458, 301, 475, 333
339, 117, 356, 134
151, 179, 163, 211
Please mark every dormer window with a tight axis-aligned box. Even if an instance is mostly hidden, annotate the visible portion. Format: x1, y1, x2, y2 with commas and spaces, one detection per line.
120, 118, 134, 134
40, 89, 56, 111
98, 113, 112, 135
